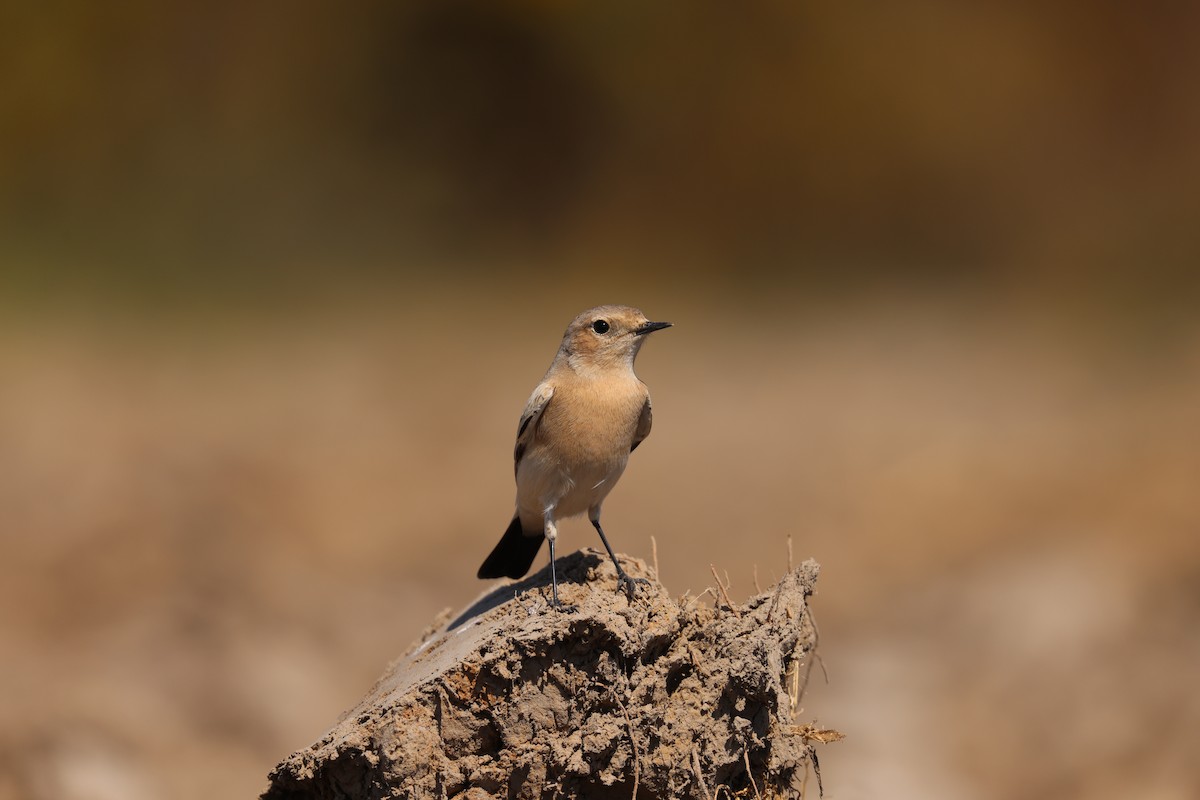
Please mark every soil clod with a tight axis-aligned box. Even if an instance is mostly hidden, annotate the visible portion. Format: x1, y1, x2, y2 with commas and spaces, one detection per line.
262, 549, 832, 800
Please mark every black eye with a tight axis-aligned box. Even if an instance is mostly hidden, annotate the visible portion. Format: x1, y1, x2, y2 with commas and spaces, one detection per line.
591, 319, 610, 334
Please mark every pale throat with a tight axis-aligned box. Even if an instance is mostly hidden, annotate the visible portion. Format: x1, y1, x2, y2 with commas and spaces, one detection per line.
566, 345, 641, 378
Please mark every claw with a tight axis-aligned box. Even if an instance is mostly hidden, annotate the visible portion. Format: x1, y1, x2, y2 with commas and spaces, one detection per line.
617, 573, 651, 600
545, 587, 576, 614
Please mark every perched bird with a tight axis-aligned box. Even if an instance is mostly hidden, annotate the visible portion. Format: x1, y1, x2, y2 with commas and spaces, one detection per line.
478, 305, 672, 608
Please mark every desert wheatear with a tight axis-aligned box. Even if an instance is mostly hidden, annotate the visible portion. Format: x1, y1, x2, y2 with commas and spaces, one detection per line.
477, 305, 672, 608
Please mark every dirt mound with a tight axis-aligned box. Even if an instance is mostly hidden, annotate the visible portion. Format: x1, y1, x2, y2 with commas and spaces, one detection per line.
262, 550, 831, 800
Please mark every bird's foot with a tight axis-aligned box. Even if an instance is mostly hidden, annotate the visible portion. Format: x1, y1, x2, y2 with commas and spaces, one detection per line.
616, 572, 651, 601
545, 587, 576, 614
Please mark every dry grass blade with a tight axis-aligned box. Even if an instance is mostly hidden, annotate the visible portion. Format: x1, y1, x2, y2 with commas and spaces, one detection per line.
610, 688, 641, 800
710, 564, 734, 608
785, 723, 846, 745
743, 746, 762, 800
691, 746, 712, 800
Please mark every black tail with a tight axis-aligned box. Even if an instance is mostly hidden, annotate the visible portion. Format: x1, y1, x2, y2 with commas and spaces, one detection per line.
478, 516, 544, 579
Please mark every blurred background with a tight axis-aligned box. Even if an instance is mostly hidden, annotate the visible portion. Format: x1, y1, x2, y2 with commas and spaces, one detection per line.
2, 2, 1198, 798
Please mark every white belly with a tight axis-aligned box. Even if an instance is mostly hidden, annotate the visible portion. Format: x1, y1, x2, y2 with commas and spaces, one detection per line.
515, 449, 628, 524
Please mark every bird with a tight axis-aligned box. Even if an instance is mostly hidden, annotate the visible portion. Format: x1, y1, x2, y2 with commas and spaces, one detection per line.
477, 304, 672, 608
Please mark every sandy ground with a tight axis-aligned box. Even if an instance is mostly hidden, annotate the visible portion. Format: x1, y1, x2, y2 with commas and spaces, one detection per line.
2, 296, 1198, 799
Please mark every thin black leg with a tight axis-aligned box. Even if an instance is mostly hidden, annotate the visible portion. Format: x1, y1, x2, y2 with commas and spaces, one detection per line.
547, 532, 561, 608
590, 517, 649, 600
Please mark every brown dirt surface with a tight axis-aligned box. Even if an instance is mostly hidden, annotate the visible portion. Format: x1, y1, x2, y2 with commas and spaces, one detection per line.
261, 550, 829, 800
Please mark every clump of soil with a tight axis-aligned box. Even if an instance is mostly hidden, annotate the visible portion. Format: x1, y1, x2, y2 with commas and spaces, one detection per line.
262, 549, 831, 800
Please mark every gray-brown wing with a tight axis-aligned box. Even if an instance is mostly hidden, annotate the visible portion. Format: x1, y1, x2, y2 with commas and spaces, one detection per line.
514, 382, 554, 474
630, 396, 653, 453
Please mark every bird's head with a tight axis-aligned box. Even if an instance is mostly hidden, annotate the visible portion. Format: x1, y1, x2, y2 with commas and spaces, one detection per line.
558, 305, 672, 374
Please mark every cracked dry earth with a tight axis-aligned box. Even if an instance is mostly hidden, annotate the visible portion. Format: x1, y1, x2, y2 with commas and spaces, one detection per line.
262, 550, 828, 800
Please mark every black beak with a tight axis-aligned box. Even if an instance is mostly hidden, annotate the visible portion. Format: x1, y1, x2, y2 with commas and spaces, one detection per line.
633, 321, 673, 336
